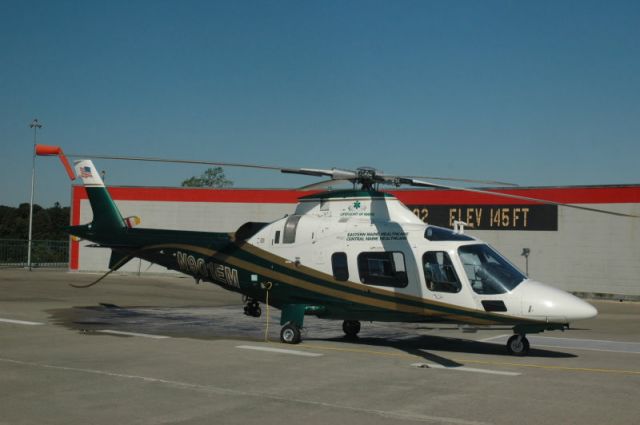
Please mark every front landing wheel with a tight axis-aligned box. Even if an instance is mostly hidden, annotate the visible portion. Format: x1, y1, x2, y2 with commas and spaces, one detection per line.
280, 323, 302, 344
506, 334, 530, 356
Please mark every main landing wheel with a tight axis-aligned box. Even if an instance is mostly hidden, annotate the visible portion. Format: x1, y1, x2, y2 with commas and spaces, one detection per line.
506, 334, 530, 356
280, 323, 302, 344
342, 320, 361, 339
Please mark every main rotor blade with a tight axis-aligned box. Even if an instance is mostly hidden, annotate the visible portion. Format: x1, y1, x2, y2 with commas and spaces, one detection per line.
67, 154, 286, 172
407, 179, 639, 218
404, 175, 519, 187
281, 168, 357, 180
67, 154, 360, 181
66, 152, 635, 217
297, 179, 353, 191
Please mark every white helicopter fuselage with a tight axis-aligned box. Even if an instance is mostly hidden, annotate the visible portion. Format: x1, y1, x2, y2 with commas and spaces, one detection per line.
247, 190, 597, 325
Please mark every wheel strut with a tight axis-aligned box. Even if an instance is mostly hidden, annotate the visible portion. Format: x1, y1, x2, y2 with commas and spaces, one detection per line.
243, 299, 261, 317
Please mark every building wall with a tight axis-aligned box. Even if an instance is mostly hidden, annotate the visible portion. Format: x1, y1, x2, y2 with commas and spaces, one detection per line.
70, 185, 640, 297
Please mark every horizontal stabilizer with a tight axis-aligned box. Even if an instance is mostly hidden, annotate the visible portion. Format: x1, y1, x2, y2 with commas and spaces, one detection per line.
124, 216, 141, 228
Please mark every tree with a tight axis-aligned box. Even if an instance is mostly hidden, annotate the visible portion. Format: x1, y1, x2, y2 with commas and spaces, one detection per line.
0, 203, 70, 240
181, 167, 233, 188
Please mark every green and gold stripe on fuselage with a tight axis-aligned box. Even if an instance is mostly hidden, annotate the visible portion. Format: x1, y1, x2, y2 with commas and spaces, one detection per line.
133, 240, 549, 327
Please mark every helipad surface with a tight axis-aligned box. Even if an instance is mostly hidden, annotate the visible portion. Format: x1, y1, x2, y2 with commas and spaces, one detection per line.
1, 269, 639, 425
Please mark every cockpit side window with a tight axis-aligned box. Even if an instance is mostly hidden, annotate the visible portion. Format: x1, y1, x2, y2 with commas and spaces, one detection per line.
422, 251, 462, 293
458, 244, 525, 294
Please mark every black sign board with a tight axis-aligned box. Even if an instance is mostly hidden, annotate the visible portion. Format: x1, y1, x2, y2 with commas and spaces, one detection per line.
407, 204, 558, 231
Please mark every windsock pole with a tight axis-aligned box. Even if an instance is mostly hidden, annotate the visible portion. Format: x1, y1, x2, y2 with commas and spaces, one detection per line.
29, 141, 76, 270
27, 119, 42, 271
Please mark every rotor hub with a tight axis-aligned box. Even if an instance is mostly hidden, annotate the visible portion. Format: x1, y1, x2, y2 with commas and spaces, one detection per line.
356, 167, 381, 189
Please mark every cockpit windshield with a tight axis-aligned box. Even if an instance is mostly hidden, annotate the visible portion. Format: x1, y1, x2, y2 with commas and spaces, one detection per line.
458, 244, 526, 294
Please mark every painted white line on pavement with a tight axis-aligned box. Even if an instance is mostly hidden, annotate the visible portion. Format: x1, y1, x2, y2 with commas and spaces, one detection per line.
0, 318, 44, 326
97, 330, 170, 339
411, 363, 521, 376
237, 345, 323, 357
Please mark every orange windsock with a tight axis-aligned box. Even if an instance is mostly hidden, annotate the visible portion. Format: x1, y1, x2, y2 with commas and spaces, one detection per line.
35, 144, 76, 180
35, 144, 62, 156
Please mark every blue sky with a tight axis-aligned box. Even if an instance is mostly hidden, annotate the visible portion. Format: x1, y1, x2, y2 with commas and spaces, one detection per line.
1, 0, 639, 207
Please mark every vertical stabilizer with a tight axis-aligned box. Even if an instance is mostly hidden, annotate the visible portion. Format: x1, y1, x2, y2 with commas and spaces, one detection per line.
74, 160, 126, 232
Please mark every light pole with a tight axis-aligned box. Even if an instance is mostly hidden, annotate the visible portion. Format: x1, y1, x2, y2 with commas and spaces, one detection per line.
27, 118, 42, 271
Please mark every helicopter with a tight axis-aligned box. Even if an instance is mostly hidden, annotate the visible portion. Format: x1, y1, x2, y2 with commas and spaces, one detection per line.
38, 146, 635, 356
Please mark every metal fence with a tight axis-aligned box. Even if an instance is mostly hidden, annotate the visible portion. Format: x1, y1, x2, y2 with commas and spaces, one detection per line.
0, 239, 69, 268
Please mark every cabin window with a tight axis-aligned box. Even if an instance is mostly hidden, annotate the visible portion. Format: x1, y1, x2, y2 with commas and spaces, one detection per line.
283, 215, 302, 244
357, 252, 408, 287
423, 251, 461, 293
331, 252, 349, 281
274, 230, 281, 244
